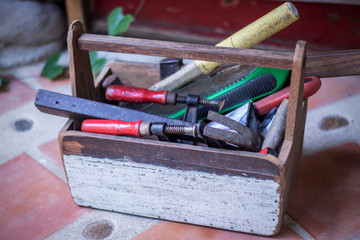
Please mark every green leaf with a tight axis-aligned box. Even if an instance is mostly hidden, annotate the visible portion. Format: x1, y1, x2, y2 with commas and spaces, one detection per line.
41, 53, 61, 76
41, 53, 64, 80
89, 51, 98, 65
107, 7, 134, 36
118, 14, 134, 33
45, 65, 64, 80
91, 58, 107, 73
88, 51, 107, 73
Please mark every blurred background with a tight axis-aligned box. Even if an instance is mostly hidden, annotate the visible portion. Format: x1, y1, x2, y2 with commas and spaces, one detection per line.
1, 0, 360, 71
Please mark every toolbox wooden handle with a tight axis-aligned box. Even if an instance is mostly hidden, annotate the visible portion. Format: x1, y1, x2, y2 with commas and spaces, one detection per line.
77, 34, 294, 70
306, 49, 360, 78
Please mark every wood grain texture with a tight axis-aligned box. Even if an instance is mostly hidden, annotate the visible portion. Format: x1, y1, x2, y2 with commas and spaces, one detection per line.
107, 61, 160, 88
64, 154, 281, 236
61, 131, 281, 179
277, 41, 308, 233
65, 0, 86, 28
283, 41, 306, 143
306, 49, 360, 78
77, 34, 294, 70
67, 21, 105, 102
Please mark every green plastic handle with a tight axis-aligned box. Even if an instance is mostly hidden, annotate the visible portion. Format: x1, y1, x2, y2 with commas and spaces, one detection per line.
168, 67, 289, 120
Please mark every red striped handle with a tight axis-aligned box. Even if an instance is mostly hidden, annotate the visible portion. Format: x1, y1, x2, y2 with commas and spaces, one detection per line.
106, 85, 168, 104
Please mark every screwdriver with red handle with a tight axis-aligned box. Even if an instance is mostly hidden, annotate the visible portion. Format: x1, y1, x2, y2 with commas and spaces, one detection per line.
106, 85, 225, 110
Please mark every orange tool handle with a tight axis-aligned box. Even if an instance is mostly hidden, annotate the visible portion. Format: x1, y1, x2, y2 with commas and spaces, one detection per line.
106, 85, 168, 104
255, 76, 321, 115
81, 119, 142, 137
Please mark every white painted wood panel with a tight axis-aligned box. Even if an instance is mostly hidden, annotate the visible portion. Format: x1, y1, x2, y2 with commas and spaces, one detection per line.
64, 154, 281, 235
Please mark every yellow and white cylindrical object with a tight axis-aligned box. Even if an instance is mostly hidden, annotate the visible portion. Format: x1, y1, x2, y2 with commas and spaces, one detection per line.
149, 2, 299, 92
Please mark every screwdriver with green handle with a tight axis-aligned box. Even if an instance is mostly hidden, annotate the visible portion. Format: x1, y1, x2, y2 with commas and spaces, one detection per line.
149, 2, 299, 92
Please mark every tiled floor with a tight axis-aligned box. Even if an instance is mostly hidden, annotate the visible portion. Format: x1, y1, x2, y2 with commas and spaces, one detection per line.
0, 154, 90, 240
0, 59, 359, 240
287, 143, 360, 240
132, 222, 303, 240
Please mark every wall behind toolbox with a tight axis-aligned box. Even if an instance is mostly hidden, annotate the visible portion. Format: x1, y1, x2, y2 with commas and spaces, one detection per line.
91, 0, 360, 52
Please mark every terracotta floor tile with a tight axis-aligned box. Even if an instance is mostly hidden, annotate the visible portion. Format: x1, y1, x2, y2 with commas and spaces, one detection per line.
132, 221, 302, 240
0, 154, 90, 240
0, 76, 36, 114
307, 75, 360, 111
35, 74, 70, 90
38, 139, 65, 173
287, 143, 360, 239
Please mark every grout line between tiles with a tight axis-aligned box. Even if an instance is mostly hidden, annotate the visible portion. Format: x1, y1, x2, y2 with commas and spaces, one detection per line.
283, 214, 314, 240
26, 146, 67, 183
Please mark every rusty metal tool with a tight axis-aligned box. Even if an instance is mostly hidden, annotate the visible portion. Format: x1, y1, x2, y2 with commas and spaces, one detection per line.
203, 111, 262, 151
207, 76, 321, 132
105, 85, 225, 123
34, 89, 193, 126
105, 85, 224, 109
141, 64, 256, 115
81, 119, 203, 139
205, 76, 321, 148
149, 2, 299, 91
81, 110, 262, 151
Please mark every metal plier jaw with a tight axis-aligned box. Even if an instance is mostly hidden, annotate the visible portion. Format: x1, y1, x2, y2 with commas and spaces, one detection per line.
202, 111, 262, 152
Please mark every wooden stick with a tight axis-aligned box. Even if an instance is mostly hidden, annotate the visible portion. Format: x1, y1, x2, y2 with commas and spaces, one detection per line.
284, 41, 306, 142
150, 2, 299, 91
67, 21, 105, 102
306, 49, 360, 78
78, 34, 293, 71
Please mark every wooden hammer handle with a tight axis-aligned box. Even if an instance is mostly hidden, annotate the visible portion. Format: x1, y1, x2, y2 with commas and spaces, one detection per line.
149, 2, 299, 91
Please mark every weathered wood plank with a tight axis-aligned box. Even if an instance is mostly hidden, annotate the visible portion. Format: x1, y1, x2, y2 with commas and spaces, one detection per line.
277, 41, 308, 232
283, 40, 306, 143
105, 61, 160, 88
64, 154, 281, 236
306, 49, 360, 78
62, 132, 281, 178
67, 21, 105, 102
77, 34, 294, 70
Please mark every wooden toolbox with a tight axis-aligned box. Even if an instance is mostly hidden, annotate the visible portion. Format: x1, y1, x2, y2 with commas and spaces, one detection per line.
59, 21, 307, 236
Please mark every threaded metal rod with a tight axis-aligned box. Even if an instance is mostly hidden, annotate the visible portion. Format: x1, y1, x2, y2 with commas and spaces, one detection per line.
164, 125, 195, 135
199, 99, 220, 106
175, 96, 188, 104
175, 96, 221, 107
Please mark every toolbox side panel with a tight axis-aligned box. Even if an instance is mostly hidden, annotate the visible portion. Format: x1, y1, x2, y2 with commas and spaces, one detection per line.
61, 133, 281, 178
63, 154, 281, 235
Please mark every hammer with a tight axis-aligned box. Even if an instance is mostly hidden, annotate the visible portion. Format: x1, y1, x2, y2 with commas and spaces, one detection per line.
149, 2, 299, 92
